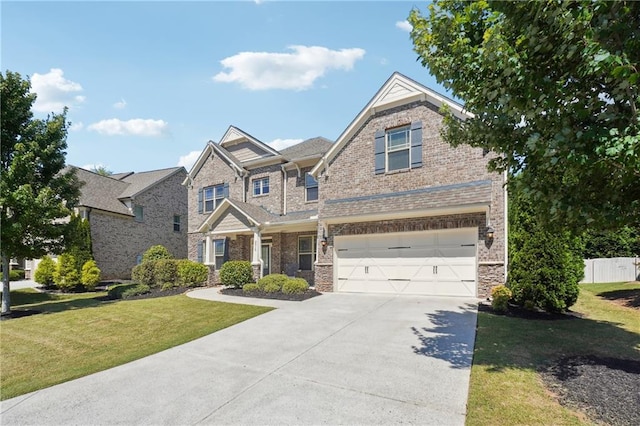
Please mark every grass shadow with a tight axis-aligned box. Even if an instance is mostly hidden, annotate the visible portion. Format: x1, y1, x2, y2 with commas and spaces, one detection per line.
3, 289, 112, 318
596, 288, 640, 308
411, 303, 478, 369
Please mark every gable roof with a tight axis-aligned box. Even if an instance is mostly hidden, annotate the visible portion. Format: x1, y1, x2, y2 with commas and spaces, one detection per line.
280, 137, 333, 161
310, 72, 471, 177
183, 140, 247, 185
73, 166, 185, 215
219, 125, 281, 159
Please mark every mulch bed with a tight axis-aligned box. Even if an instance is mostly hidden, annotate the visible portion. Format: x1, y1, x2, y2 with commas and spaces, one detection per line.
541, 355, 640, 426
220, 287, 322, 301
116, 286, 192, 301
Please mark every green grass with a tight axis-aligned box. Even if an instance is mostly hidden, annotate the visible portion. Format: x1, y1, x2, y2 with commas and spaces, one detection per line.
0, 288, 273, 400
467, 282, 640, 426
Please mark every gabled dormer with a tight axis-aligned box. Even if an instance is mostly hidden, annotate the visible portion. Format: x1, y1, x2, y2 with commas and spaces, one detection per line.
219, 126, 283, 168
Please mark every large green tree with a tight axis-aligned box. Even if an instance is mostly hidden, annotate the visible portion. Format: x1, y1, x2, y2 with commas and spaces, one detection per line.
1, 71, 82, 315
409, 0, 639, 231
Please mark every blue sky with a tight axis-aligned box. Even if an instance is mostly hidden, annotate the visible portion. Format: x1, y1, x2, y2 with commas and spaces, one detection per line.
3, 1, 446, 173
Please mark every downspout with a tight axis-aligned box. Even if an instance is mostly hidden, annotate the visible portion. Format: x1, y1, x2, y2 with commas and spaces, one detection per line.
503, 170, 509, 283
281, 165, 287, 215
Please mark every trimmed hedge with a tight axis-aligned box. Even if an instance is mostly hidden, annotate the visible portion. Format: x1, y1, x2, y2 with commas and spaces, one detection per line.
53, 253, 80, 292
490, 285, 512, 313
131, 262, 155, 287
219, 260, 254, 289
142, 245, 172, 263
81, 260, 101, 291
107, 283, 151, 299
177, 260, 208, 287
154, 259, 178, 286
34, 256, 56, 288
257, 274, 287, 291
282, 277, 309, 294
242, 283, 259, 293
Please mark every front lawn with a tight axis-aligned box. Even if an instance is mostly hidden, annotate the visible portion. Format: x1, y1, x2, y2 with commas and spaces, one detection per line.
467, 281, 640, 426
0, 288, 272, 400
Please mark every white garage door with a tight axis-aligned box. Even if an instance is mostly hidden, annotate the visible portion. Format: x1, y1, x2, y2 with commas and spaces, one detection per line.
334, 229, 477, 297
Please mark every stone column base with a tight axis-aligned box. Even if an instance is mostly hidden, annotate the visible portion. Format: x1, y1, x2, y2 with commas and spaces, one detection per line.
314, 263, 333, 292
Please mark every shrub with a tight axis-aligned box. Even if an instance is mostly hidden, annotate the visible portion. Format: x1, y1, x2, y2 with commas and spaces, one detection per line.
154, 259, 178, 286
142, 245, 172, 263
242, 283, 259, 293
107, 283, 150, 299
263, 282, 281, 293
53, 253, 80, 292
34, 256, 56, 288
9, 269, 25, 281
161, 282, 176, 291
131, 262, 156, 286
490, 285, 512, 313
219, 260, 253, 289
257, 274, 288, 291
81, 260, 101, 291
282, 277, 309, 294
177, 260, 209, 287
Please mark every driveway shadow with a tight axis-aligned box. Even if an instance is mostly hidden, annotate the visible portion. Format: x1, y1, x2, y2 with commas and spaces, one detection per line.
411, 303, 478, 369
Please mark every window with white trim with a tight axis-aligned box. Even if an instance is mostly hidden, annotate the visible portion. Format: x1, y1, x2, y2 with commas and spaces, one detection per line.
253, 177, 269, 196
386, 126, 410, 171
298, 235, 316, 271
305, 173, 318, 202
214, 239, 225, 269
204, 184, 225, 212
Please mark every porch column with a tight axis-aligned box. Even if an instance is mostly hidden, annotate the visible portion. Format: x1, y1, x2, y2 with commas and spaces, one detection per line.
251, 227, 263, 280
205, 235, 212, 265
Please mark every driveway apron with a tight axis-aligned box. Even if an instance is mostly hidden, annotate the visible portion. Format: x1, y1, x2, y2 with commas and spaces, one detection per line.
1, 290, 478, 425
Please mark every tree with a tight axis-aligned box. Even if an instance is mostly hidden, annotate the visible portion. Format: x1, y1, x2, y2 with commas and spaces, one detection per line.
66, 213, 93, 273
53, 253, 80, 292
581, 226, 640, 258
409, 1, 640, 231
81, 260, 101, 291
0, 71, 82, 315
34, 255, 56, 288
507, 180, 584, 313
90, 166, 112, 176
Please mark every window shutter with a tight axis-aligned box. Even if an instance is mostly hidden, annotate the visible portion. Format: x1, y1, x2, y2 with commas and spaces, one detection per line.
410, 121, 423, 168
197, 240, 203, 263
197, 188, 203, 214
223, 237, 230, 263
374, 130, 385, 174
223, 182, 230, 199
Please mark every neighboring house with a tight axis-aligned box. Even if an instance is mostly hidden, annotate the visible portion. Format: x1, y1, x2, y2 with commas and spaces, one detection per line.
185, 72, 507, 297
25, 166, 188, 280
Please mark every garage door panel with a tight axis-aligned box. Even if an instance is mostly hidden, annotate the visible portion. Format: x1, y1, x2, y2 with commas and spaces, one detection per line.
334, 229, 477, 297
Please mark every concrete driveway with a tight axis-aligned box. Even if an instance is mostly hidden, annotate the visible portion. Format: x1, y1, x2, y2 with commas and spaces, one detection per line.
1, 290, 478, 425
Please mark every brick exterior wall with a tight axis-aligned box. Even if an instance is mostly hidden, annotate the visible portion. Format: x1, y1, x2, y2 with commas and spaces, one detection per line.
285, 166, 318, 213
245, 164, 283, 214
315, 100, 506, 297
90, 169, 188, 280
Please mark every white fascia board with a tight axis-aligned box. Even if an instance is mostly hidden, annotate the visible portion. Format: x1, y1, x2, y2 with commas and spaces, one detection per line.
219, 125, 281, 158
196, 199, 261, 233
321, 203, 490, 225
183, 142, 214, 185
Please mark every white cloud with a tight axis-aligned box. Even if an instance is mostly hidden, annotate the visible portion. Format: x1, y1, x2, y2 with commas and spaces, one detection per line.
113, 99, 127, 109
177, 150, 201, 170
31, 68, 85, 113
213, 45, 366, 91
87, 118, 168, 136
396, 20, 412, 32
268, 138, 303, 151
69, 121, 84, 132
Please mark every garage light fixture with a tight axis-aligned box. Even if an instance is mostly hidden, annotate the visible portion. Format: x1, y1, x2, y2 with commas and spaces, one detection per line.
321, 227, 328, 247
486, 226, 495, 240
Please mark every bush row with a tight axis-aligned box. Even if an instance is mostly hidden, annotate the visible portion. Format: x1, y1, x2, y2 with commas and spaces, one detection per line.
107, 283, 151, 300
242, 274, 309, 295
34, 254, 101, 292
131, 258, 208, 288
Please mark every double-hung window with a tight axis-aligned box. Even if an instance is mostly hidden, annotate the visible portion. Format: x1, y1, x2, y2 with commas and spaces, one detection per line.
214, 239, 225, 269
173, 215, 181, 232
298, 235, 317, 271
374, 121, 423, 174
305, 173, 318, 202
203, 184, 225, 212
253, 177, 269, 196
386, 126, 411, 172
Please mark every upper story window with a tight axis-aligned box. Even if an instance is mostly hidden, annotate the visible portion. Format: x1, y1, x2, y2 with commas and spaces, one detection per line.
253, 177, 270, 196
133, 205, 144, 222
200, 183, 227, 213
386, 126, 410, 171
305, 173, 318, 202
374, 121, 423, 174
173, 215, 181, 232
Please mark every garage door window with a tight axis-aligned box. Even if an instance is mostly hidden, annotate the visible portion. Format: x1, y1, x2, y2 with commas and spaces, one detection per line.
298, 235, 316, 270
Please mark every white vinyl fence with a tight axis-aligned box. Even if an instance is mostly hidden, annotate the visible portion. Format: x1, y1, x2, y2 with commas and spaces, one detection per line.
581, 257, 639, 284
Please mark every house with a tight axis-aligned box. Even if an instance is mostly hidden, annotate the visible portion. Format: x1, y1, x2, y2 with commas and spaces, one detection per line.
185, 72, 507, 297
26, 166, 188, 280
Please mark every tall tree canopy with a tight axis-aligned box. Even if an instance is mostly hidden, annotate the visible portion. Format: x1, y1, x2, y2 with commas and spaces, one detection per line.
409, 0, 639, 231
1, 70, 82, 315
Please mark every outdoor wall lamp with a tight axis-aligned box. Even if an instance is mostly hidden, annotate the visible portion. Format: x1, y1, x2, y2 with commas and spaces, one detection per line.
321, 227, 328, 247
486, 226, 495, 240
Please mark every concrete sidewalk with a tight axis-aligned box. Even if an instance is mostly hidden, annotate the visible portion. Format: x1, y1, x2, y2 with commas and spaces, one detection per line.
1, 289, 478, 425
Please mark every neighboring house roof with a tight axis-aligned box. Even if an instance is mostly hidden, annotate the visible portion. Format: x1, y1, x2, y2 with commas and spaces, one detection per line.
280, 137, 333, 161
310, 72, 471, 178
322, 180, 492, 222
72, 166, 185, 216
118, 167, 184, 199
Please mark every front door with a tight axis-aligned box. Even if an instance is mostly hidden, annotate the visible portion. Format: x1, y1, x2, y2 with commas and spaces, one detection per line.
261, 243, 271, 277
